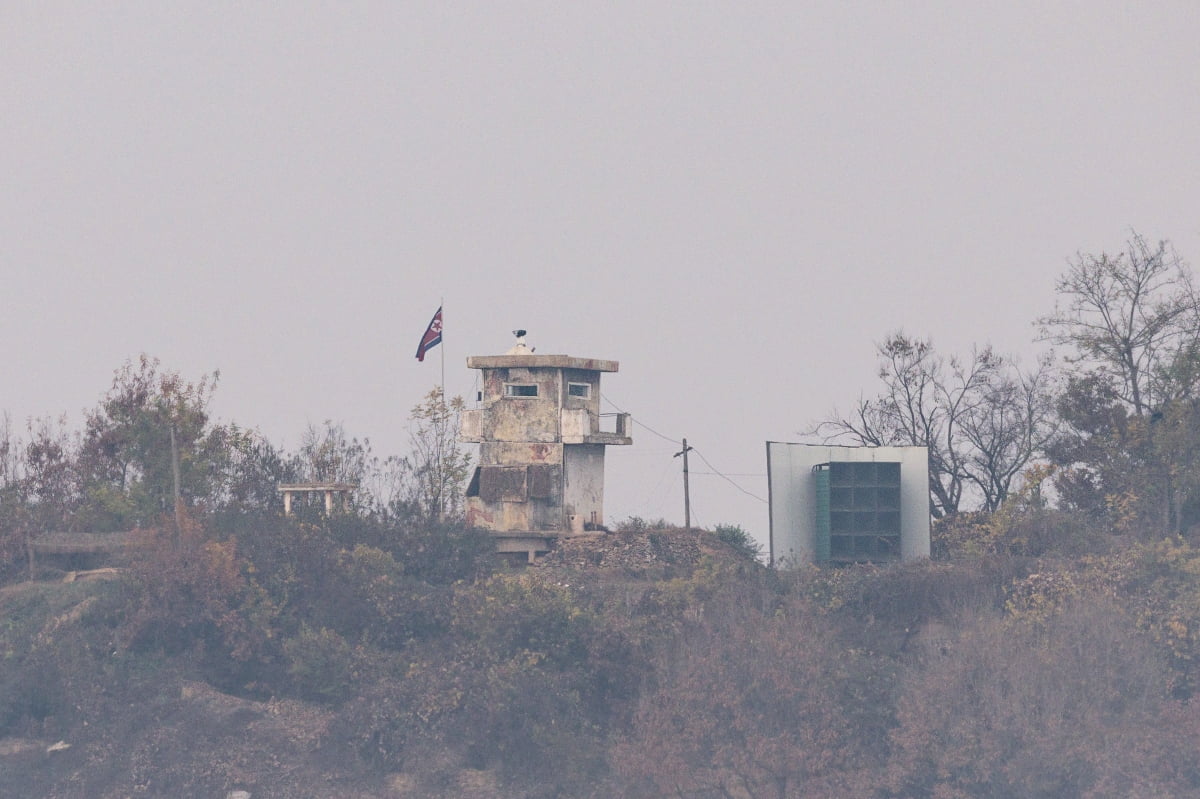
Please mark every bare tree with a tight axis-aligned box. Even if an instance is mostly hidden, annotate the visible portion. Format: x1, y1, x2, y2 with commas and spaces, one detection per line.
1038, 233, 1200, 534
1038, 231, 1200, 417
404, 388, 472, 523
296, 420, 371, 485
958, 357, 1058, 512
813, 333, 1053, 516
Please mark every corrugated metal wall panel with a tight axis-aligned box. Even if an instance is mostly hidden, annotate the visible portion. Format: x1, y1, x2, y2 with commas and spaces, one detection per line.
814, 466, 831, 563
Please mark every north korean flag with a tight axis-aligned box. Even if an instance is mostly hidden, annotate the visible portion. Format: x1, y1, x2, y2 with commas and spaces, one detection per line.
415, 307, 443, 362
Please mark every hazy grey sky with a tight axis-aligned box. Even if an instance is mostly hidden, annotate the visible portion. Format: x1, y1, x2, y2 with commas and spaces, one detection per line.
5, 3, 1199, 548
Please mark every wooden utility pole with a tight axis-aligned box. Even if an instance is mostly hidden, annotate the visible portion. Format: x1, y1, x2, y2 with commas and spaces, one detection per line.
675, 438, 693, 529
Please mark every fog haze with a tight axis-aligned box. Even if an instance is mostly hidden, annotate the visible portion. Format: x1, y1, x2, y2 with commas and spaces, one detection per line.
5, 3, 1200, 547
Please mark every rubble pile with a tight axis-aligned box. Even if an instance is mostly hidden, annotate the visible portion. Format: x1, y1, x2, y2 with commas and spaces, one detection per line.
537, 528, 706, 571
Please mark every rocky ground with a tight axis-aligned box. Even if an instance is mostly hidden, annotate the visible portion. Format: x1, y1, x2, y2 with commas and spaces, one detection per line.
536, 527, 719, 573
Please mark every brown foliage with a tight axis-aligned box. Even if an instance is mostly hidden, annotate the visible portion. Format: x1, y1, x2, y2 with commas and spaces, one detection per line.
122, 516, 283, 692
333, 572, 642, 797
888, 598, 1200, 798
613, 595, 894, 799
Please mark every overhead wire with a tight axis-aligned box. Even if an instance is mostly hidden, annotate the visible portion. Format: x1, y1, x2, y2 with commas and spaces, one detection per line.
638, 455, 681, 516
601, 392, 769, 505
600, 393, 681, 446
690, 447, 769, 504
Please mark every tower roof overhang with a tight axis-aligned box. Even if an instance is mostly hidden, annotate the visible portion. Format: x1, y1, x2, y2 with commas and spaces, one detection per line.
466, 354, 619, 372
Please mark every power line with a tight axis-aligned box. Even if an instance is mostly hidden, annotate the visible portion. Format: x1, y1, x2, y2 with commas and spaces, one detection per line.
600, 393, 681, 445
601, 392, 768, 505
637, 456, 679, 513
691, 447, 769, 504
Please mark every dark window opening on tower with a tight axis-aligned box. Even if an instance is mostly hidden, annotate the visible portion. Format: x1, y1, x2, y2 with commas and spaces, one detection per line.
504, 384, 538, 397
567, 382, 591, 398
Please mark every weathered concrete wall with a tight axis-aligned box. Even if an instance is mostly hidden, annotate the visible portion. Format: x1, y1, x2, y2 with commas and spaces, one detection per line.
482, 399, 560, 443
470, 499, 530, 531
467, 460, 565, 532
465, 496, 495, 529
466, 496, 535, 531
563, 444, 606, 526
460, 408, 483, 441
766, 442, 931, 565
561, 368, 601, 415
462, 353, 629, 536
560, 409, 591, 442
472, 367, 563, 443
478, 442, 563, 467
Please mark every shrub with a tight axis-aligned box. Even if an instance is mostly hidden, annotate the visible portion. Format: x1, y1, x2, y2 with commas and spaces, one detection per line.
283, 624, 359, 703
614, 595, 895, 798
614, 516, 675, 532
888, 598, 1200, 798
713, 523, 763, 561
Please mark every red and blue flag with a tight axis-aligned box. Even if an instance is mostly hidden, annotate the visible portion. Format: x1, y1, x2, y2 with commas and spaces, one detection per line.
415, 307, 443, 362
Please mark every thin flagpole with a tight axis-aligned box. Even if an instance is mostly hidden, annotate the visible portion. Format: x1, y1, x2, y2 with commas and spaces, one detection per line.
439, 298, 445, 408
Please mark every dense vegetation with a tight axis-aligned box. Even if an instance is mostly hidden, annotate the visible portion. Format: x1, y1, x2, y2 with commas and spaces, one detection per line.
4, 231, 1200, 797
7, 510, 1200, 797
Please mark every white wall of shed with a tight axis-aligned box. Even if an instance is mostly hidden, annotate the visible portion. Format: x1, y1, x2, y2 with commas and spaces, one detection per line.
766, 443, 931, 565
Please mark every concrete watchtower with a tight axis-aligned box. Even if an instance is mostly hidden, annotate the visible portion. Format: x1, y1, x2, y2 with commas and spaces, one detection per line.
460, 335, 632, 561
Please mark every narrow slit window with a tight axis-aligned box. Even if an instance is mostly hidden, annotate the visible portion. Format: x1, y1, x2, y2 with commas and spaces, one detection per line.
505, 383, 538, 397
567, 382, 591, 399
